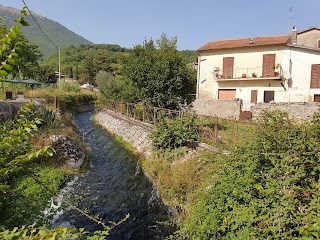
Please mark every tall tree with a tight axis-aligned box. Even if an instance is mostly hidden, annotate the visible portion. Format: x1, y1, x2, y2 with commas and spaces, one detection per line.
79, 53, 95, 83
122, 33, 196, 108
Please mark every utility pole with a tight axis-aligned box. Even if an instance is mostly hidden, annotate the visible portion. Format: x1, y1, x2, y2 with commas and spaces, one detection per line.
58, 44, 61, 82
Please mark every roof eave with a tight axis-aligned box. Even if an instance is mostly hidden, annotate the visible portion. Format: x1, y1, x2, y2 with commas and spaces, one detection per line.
196, 43, 288, 53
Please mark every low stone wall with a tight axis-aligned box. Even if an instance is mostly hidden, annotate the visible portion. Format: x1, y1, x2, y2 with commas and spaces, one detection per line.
251, 102, 320, 121
0, 99, 45, 122
192, 98, 241, 119
94, 109, 153, 156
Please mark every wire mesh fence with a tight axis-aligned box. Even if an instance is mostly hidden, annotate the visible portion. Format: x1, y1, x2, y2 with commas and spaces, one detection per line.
105, 100, 257, 146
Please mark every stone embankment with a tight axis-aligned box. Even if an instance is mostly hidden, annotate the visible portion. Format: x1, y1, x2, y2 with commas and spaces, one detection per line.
94, 108, 154, 156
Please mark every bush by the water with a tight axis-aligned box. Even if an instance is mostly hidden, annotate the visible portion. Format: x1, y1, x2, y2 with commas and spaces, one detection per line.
149, 114, 198, 150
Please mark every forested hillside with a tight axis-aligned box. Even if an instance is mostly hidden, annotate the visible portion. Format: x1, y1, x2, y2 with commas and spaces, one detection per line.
0, 5, 93, 58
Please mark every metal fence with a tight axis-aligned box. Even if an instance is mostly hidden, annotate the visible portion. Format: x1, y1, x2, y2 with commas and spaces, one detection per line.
105, 100, 257, 146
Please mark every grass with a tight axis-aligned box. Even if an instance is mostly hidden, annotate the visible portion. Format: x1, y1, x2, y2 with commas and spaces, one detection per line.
0, 104, 90, 228
24, 86, 99, 113
0, 82, 32, 100
194, 115, 257, 149
141, 149, 222, 225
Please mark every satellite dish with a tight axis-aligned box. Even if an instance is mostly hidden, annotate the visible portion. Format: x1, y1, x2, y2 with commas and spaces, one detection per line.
282, 71, 291, 80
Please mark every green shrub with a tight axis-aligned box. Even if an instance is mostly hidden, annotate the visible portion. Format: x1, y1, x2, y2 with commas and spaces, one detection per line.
57, 80, 81, 92
181, 110, 320, 239
149, 115, 198, 150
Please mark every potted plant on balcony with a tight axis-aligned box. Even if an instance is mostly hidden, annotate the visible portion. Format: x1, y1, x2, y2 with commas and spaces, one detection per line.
213, 67, 220, 78
213, 67, 220, 73
241, 73, 247, 78
274, 63, 281, 76
252, 72, 257, 77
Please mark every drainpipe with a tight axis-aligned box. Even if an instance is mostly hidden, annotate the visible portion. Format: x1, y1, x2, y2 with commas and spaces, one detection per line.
196, 53, 201, 99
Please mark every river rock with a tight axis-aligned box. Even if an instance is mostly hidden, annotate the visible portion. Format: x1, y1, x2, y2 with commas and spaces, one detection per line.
51, 135, 85, 171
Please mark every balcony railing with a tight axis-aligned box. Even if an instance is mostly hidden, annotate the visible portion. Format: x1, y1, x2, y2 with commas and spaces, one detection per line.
212, 66, 282, 80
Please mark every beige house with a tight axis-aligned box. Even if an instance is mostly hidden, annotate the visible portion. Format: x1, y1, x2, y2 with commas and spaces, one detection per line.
196, 27, 320, 111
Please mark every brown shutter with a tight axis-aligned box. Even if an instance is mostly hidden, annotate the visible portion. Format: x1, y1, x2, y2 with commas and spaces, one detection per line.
263, 54, 276, 77
251, 90, 258, 104
218, 89, 236, 99
310, 64, 320, 88
223, 57, 234, 78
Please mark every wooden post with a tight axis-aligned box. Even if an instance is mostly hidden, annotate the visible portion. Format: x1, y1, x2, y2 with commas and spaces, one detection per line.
143, 106, 145, 122
53, 96, 57, 112
133, 104, 136, 119
236, 122, 239, 142
126, 103, 129, 116
154, 108, 157, 126
214, 116, 218, 144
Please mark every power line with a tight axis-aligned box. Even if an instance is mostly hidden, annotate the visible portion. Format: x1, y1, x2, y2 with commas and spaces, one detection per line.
21, 0, 58, 49
21, 0, 61, 81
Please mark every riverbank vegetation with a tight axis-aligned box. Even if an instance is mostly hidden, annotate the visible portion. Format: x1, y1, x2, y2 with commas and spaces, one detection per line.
0, 11, 110, 238
144, 110, 320, 239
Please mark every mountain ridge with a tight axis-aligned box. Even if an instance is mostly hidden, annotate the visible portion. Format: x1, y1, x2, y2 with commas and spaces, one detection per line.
0, 5, 93, 58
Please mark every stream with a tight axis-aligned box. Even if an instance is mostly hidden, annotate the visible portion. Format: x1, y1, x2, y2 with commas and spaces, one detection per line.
52, 111, 174, 239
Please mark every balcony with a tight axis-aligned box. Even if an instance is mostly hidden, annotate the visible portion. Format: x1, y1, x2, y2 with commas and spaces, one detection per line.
211, 66, 282, 81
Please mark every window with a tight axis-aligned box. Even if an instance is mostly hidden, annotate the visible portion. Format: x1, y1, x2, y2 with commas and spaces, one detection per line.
223, 57, 234, 78
262, 54, 276, 77
314, 94, 320, 102
264, 91, 274, 103
318, 40, 320, 48
310, 64, 320, 88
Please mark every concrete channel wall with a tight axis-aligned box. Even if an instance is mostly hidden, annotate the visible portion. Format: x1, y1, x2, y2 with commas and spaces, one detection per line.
94, 108, 154, 156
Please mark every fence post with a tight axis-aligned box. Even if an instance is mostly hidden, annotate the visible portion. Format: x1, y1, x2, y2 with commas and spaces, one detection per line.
126, 103, 129, 117
236, 122, 239, 142
153, 107, 157, 126
143, 106, 145, 122
214, 116, 218, 144
133, 104, 136, 119
53, 96, 57, 112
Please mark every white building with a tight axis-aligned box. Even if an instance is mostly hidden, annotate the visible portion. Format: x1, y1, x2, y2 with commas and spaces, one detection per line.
196, 27, 320, 110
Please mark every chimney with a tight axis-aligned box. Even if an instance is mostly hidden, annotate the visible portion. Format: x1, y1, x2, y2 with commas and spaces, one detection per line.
249, 38, 254, 44
291, 26, 298, 44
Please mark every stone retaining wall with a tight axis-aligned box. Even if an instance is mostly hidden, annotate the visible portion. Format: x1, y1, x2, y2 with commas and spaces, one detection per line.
94, 109, 153, 156
192, 98, 241, 119
0, 99, 45, 122
251, 102, 320, 121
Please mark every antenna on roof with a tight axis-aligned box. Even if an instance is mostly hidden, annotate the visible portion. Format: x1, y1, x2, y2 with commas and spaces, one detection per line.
288, 7, 295, 33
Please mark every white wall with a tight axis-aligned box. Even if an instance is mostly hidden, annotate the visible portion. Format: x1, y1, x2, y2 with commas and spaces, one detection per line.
197, 45, 320, 103
282, 47, 320, 102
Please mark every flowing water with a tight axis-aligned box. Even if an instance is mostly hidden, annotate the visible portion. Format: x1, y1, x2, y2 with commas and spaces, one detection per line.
52, 111, 174, 239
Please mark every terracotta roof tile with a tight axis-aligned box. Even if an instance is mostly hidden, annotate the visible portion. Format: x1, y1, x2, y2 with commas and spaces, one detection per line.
197, 35, 291, 52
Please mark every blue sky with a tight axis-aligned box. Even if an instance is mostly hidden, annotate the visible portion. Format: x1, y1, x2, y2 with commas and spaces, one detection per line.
0, 0, 319, 50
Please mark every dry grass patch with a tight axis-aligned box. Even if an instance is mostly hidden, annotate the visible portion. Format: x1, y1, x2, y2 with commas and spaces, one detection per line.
142, 150, 220, 223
